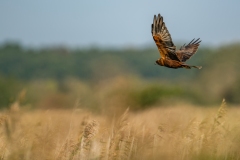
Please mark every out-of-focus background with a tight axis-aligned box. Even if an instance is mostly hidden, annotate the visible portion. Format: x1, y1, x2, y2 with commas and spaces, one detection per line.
0, 0, 240, 111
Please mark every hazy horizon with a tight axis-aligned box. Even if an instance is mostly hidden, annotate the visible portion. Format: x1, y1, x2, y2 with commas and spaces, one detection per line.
1, 1, 240, 47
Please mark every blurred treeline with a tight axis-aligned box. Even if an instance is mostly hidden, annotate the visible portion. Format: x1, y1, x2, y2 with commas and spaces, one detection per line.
0, 42, 240, 110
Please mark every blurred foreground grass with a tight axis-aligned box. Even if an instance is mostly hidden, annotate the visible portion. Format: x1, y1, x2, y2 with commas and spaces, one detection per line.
0, 99, 240, 160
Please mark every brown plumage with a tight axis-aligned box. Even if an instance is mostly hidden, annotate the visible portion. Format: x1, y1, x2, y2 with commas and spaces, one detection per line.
152, 14, 202, 69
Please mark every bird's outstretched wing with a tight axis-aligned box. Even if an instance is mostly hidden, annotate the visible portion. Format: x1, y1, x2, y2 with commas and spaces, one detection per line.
151, 14, 179, 61
176, 38, 201, 62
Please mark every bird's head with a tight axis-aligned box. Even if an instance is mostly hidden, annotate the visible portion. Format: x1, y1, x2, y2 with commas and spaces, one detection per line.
156, 58, 164, 66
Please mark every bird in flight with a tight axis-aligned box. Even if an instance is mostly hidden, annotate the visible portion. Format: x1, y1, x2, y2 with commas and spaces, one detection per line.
152, 14, 202, 69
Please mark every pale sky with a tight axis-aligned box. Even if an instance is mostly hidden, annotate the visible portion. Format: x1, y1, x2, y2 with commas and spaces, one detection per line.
0, 1, 240, 47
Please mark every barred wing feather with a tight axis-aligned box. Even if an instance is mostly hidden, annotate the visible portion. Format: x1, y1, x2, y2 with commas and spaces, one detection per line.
176, 38, 201, 62
151, 14, 179, 61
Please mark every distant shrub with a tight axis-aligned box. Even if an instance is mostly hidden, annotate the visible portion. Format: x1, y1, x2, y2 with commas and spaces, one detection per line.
131, 85, 180, 108
127, 84, 205, 110
223, 78, 240, 104
0, 76, 22, 108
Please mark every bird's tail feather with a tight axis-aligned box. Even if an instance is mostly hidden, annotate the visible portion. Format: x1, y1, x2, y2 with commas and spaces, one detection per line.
191, 65, 202, 69
182, 64, 202, 69
182, 65, 191, 69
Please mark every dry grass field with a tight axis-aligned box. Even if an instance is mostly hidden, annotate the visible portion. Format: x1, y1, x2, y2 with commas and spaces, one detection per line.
0, 99, 240, 160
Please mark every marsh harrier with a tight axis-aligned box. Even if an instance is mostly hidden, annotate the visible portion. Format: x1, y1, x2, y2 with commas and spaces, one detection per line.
152, 14, 202, 69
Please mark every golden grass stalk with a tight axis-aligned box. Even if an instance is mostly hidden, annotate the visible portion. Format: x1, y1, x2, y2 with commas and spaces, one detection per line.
1, 99, 240, 160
